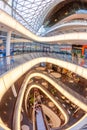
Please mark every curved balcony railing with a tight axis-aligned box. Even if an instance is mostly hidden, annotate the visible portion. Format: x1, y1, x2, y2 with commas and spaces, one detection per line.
44, 19, 87, 36
0, 52, 87, 76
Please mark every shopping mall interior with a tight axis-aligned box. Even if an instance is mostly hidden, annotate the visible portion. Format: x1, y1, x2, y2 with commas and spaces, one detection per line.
0, 0, 87, 130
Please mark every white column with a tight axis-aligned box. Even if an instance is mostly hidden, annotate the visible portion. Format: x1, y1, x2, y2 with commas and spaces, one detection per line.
11, 84, 17, 97
6, 31, 11, 65
6, 31, 11, 57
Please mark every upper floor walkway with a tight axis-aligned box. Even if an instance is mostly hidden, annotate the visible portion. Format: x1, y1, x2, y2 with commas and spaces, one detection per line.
0, 52, 87, 77
1, 9, 87, 43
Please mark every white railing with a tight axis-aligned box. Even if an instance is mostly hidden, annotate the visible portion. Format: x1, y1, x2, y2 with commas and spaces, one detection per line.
0, 52, 87, 76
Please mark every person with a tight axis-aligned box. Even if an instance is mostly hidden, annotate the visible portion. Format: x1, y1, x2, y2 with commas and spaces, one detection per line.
72, 53, 74, 63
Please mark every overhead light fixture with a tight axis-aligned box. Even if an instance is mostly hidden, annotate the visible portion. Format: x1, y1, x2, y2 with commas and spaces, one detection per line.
54, 19, 57, 22
65, 12, 68, 15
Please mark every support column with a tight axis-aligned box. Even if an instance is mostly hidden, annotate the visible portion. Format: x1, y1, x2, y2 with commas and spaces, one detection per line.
11, 84, 17, 97
6, 31, 11, 57
6, 31, 11, 65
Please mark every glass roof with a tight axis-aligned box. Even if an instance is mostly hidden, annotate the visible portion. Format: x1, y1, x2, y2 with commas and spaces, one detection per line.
12, 0, 56, 34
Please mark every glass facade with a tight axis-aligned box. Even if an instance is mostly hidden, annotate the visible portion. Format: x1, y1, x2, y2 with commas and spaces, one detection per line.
12, 0, 55, 33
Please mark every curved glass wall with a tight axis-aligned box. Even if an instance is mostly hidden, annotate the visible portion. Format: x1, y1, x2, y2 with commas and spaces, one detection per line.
0, 30, 71, 57
11, 42, 71, 55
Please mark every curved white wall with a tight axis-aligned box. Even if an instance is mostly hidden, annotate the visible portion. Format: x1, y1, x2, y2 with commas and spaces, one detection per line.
0, 56, 87, 130
13, 71, 87, 130
0, 57, 87, 100
45, 22, 87, 35
13, 75, 69, 130
0, 9, 87, 43
24, 84, 68, 125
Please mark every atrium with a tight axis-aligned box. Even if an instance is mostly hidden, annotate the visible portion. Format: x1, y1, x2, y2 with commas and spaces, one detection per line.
0, 0, 87, 130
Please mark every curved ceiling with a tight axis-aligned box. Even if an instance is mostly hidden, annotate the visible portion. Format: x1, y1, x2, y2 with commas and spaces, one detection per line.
12, 0, 65, 33
12, 0, 87, 35
44, 0, 87, 27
